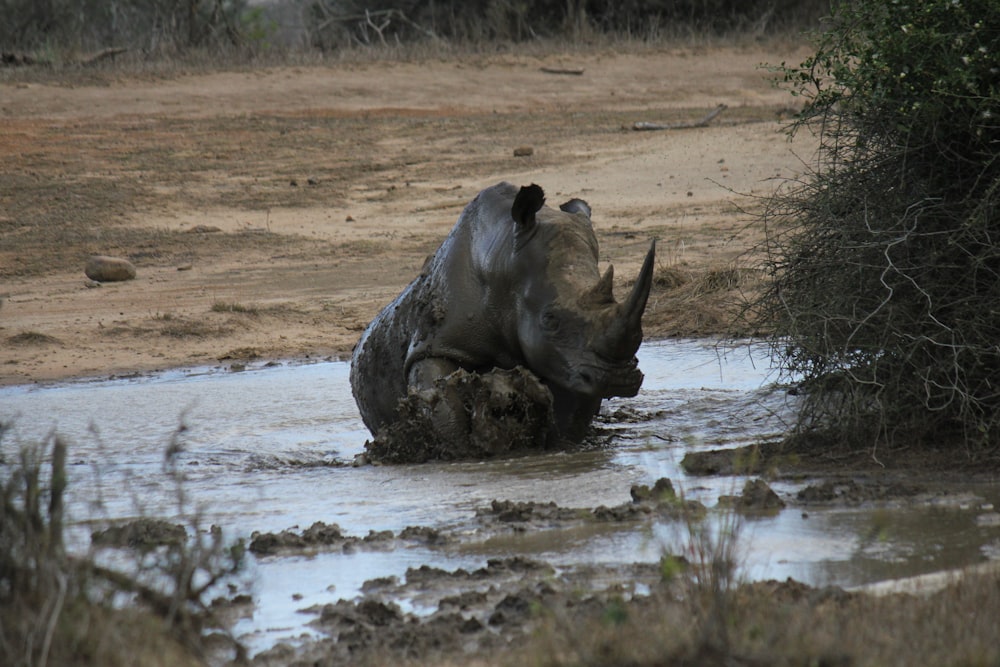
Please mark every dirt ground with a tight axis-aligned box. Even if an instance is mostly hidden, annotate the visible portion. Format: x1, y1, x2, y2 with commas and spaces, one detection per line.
0, 43, 816, 386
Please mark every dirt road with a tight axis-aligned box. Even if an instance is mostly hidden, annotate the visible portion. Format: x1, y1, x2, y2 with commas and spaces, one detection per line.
0, 44, 815, 385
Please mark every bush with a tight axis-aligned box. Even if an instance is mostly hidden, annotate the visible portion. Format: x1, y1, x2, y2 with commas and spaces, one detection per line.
0, 423, 245, 666
0, 0, 829, 55
754, 0, 1000, 452
306, 0, 827, 49
0, 0, 249, 55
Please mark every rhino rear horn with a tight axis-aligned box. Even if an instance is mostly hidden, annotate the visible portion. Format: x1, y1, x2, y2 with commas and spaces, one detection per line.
559, 198, 591, 218
625, 240, 656, 329
585, 264, 615, 304
512, 184, 545, 229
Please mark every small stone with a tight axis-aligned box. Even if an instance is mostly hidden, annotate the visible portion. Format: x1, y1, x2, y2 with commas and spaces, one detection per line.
85, 255, 136, 282
513, 146, 534, 157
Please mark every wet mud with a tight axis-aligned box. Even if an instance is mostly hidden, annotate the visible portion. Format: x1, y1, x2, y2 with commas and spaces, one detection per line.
252, 556, 664, 667
248, 523, 447, 557
365, 366, 555, 463
242, 481, 699, 665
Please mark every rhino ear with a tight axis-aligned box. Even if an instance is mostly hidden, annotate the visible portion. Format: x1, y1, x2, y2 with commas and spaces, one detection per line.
559, 198, 591, 219
511, 184, 545, 229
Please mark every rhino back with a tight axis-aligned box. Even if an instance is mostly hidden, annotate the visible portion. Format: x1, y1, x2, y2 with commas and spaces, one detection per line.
350, 287, 407, 434
350, 182, 530, 434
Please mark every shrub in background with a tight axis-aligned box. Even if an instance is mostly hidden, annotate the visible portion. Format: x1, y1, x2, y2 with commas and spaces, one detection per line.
0, 0, 249, 55
755, 0, 1000, 452
0, 0, 828, 56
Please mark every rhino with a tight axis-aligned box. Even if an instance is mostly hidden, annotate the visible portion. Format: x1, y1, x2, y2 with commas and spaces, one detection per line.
350, 181, 655, 459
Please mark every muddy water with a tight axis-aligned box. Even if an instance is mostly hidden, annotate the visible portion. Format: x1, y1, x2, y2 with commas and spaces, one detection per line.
3, 339, 1000, 652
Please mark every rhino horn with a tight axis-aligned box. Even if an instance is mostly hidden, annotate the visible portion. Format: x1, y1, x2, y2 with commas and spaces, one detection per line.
512, 184, 545, 229
624, 240, 656, 329
584, 265, 615, 304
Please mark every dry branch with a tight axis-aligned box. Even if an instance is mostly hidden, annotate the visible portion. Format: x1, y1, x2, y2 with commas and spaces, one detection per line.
78, 47, 127, 66
540, 66, 584, 75
632, 104, 728, 131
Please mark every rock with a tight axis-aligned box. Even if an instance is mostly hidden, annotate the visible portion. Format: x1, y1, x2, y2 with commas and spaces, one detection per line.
85, 255, 136, 282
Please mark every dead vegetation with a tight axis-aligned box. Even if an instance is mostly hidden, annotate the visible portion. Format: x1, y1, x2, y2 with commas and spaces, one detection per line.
0, 424, 246, 667
519, 567, 1000, 667
641, 262, 767, 338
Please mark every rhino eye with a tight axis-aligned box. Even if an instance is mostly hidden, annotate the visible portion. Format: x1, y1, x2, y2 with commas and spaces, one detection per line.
541, 311, 561, 333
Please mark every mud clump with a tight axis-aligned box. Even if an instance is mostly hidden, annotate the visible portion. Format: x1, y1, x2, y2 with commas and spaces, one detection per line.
91, 518, 186, 549
681, 445, 768, 476
478, 480, 705, 529
718, 478, 786, 514
249, 522, 451, 556
365, 366, 555, 463
478, 499, 584, 523
249, 521, 405, 556
797, 479, 926, 505
630, 477, 677, 503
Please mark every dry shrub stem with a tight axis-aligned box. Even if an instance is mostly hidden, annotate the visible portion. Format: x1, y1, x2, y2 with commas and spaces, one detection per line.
0, 421, 246, 666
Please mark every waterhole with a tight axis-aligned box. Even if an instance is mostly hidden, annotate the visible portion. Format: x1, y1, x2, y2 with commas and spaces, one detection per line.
3, 339, 999, 653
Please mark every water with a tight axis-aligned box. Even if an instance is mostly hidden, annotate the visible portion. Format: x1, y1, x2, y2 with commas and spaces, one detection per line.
3, 339, 999, 652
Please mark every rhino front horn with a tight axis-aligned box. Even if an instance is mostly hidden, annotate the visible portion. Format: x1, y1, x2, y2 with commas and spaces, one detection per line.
625, 240, 656, 329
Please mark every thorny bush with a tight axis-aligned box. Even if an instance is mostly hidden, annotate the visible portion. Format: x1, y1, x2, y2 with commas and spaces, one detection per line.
752, 0, 1000, 454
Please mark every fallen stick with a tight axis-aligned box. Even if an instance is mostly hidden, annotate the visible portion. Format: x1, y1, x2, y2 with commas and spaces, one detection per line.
79, 47, 128, 66
632, 104, 728, 131
540, 66, 584, 76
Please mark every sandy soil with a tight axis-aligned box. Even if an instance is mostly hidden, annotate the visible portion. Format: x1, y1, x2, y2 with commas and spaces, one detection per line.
0, 44, 816, 386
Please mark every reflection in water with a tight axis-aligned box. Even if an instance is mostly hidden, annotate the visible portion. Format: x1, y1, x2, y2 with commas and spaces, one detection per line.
3, 339, 999, 651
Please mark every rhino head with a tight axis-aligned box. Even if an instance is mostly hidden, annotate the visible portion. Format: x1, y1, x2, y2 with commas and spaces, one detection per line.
508, 184, 655, 401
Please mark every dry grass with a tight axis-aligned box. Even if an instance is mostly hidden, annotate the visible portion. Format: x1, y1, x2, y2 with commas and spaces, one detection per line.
642, 262, 768, 337
210, 301, 259, 315
0, 31, 809, 87
513, 496, 1000, 667
5, 331, 63, 346
0, 427, 245, 666
520, 569, 1000, 667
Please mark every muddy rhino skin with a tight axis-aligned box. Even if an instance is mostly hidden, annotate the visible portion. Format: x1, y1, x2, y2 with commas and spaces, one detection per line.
350, 181, 655, 451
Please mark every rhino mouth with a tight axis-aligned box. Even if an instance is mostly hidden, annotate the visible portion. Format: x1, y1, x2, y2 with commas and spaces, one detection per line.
571, 357, 644, 399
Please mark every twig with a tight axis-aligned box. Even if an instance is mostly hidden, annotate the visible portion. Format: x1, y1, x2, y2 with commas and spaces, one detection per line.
78, 47, 127, 66
540, 66, 584, 76
632, 104, 728, 131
